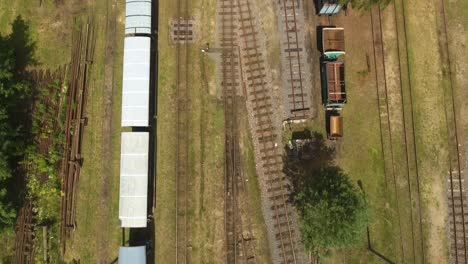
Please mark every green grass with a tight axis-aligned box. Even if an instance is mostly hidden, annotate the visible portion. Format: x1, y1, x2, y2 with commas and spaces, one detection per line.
239, 104, 273, 264
155, 0, 228, 262
155, 0, 272, 262
311, 1, 452, 263
65, 0, 124, 262
0, 1, 86, 262
0, 0, 72, 69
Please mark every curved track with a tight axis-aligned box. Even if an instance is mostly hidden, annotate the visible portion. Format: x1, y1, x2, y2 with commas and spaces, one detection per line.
237, 0, 300, 262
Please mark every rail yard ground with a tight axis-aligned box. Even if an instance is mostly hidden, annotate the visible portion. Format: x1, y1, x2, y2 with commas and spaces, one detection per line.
0, 0, 467, 263
300, 0, 468, 263
155, 0, 271, 262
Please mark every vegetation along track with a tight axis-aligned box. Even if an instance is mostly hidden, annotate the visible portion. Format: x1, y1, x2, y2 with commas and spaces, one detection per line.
237, 0, 303, 262
435, 0, 468, 261
369, 7, 406, 261
219, 0, 240, 262
370, 5, 427, 262
175, 0, 190, 262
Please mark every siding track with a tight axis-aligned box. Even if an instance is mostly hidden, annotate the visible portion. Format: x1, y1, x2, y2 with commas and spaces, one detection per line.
175, 0, 190, 262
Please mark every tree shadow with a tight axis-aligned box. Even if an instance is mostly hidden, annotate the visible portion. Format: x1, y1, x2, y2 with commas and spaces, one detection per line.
283, 130, 336, 200
283, 129, 335, 185
0, 16, 37, 213
7, 15, 37, 77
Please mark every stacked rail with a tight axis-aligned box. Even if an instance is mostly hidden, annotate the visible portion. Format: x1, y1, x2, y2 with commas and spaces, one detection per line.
60, 23, 95, 254
14, 201, 36, 264
237, 0, 303, 262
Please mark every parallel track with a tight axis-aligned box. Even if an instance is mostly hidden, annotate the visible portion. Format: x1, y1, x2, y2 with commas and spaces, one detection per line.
436, 0, 468, 262
219, 0, 241, 262
369, 7, 407, 261
278, 0, 308, 120
175, 0, 190, 262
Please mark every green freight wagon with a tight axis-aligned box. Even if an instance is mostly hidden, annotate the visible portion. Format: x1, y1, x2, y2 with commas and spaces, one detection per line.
321, 27, 345, 60
321, 61, 346, 109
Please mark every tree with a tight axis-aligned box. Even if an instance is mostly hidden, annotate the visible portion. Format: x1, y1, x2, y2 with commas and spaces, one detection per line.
294, 166, 368, 256
339, 0, 392, 11
0, 16, 35, 231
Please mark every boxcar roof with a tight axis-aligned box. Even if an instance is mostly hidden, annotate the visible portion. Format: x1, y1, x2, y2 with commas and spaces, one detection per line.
121, 37, 150, 127
119, 132, 149, 228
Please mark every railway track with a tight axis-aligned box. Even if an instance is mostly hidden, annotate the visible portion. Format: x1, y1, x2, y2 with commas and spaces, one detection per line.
369, 7, 407, 261
236, 0, 302, 262
392, 0, 430, 261
219, 0, 242, 262
435, 0, 468, 262
218, 0, 259, 262
277, 0, 310, 120
175, 0, 190, 262
370, 3, 432, 262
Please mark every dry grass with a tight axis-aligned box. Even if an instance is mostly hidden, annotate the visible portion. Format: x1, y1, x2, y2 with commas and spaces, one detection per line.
155, 0, 226, 263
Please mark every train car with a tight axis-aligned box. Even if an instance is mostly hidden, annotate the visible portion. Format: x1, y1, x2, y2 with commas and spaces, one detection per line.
121, 37, 151, 127
316, 0, 342, 15
321, 60, 346, 109
125, 0, 152, 35
119, 0, 152, 229
118, 0, 153, 261
119, 132, 149, 228
119, 246, 146, 264
327, 112, 343, 140
320, 26, 345, 60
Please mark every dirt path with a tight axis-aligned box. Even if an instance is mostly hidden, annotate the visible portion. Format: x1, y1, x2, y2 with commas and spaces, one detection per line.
96, 0, 117, 262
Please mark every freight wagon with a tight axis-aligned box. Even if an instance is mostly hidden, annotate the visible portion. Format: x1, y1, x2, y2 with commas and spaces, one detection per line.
321, 60, 346, 109
318, 25, 346, 139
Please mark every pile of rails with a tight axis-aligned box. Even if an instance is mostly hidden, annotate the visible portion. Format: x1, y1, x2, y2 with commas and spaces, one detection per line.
59, 22, 95, 254
14, 201, 36, 264
318, 26, 346, 140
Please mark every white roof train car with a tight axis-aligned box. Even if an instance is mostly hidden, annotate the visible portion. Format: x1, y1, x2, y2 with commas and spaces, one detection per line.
121, 37, 151, 127
119, 132, 149, 228
125, 0, 152, 35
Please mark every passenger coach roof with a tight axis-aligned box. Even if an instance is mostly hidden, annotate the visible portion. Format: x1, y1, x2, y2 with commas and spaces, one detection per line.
125, 0, 152, 35
121, 37, 150, 127
119, 132, 149, 228
119, 246, 146, 264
